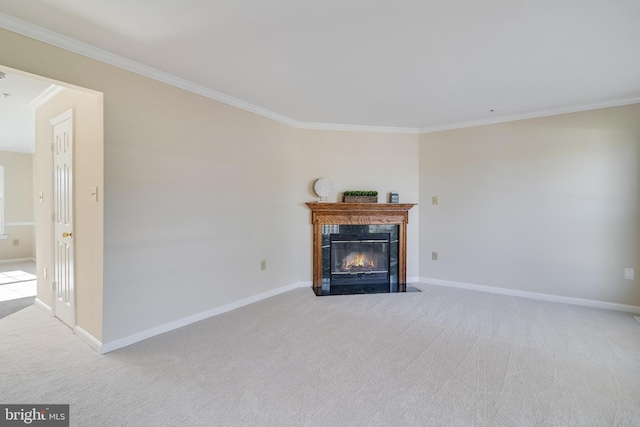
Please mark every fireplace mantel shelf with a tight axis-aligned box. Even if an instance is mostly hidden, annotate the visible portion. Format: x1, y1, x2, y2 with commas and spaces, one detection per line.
306, 202, 416, 225
306, 202, 416, 288
306, 202, 417, 211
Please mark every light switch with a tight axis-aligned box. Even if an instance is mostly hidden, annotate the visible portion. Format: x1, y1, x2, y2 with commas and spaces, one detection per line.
39, 192, 43, 203
90, 187, 98, 202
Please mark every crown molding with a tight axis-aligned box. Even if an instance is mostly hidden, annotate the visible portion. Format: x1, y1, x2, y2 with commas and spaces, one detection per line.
2, 12, 638, 136
28, 84, 63, 109
0, 13, 304, 126
0, 12, 418, 135
419, 96, 640, 134
298, 121, 420, 134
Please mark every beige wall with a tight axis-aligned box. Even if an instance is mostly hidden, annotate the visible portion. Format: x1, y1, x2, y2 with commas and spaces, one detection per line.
35, 87, 104, 341
101, 79, 420, 341
3, 26, 639, 350
0, 150, 35, 260
0, 28, 420, 346
102, 77, 302, 341
295, 130, 420, 278
420, 104, 640, 306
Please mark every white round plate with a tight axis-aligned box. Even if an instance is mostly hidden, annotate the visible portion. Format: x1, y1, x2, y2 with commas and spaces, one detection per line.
314, 178, 332, 198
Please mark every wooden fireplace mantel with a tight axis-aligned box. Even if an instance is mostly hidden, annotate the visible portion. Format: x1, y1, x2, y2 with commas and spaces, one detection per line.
306, 202, 416, 288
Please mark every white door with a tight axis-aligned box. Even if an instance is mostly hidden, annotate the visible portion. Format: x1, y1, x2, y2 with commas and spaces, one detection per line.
51, 109, 75, 328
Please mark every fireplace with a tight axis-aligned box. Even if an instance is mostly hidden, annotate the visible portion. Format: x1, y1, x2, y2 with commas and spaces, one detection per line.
307, 202, 417, 296
330, 232, 390, 286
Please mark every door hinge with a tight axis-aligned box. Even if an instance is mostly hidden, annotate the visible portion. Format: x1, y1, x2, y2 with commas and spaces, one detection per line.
51, 142, 55, 151
51, 281, 57, 291
51, 212, 56, 221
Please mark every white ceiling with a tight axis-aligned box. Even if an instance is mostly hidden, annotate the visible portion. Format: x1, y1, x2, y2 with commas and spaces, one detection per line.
0, 70, 51, 153
1, 0, 639, 132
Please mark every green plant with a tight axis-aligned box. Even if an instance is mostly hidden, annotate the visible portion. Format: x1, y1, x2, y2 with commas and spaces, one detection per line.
344, 191, 378, 196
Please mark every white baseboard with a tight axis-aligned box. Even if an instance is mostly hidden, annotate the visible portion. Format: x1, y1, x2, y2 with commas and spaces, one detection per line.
100, 281, 311, 354
417, 277, 640, 315
34, 298, 51, 315
0, 257, 36, 265
75, 326, 103, 352
34, 297, 103, 352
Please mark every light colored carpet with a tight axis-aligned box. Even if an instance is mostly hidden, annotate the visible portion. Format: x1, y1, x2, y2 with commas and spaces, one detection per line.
0, 296, 35, 319
1, 283, 640, 426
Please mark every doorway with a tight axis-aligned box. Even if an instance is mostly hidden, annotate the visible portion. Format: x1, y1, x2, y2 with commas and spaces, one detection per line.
0, 64, 103, 339
0, 69, 45, 317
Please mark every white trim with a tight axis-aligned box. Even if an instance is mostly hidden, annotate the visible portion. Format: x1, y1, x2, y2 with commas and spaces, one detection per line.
419, 98, 640, 134
5, 222, 36, 226
0, 13, 414, 135
100, 281, 311, 354
34, 297, 52, 315
0, 14, 298, 125
50, 108, 73, 126
417, 277, 640, 315
75, 326, 102, 352
0, 257, 36, 264
29, 84, 64, 109
36, 298, 102, 353
0, 146, 35, 154
9, 12, 635, 136
298, 122, 420, 134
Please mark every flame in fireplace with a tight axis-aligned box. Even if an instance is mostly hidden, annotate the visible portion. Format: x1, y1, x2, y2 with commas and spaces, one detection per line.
343, 253, 375, 271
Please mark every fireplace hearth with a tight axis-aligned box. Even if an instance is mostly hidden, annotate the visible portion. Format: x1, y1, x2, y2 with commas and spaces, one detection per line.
312, 282, 419, 296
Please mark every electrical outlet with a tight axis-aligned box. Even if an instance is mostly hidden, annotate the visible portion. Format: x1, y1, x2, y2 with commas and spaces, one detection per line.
12, 239, 19, 246
624, 268, 634, 280
432, 196, 439, 205
44, 267, 47, 279
432, 251, 438, 261
260, 260, 267, 271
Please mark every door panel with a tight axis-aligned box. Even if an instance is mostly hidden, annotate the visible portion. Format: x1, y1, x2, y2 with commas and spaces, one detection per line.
51, 110, 75, 328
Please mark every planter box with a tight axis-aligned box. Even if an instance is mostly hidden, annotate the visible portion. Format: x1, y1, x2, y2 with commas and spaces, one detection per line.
344, 196, 378, 203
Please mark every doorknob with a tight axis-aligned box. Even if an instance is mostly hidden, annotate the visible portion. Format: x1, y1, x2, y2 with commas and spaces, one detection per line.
62, 232, 73, 238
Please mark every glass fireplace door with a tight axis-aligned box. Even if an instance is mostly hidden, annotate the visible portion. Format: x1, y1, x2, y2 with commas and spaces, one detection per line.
329, 233, 390, 285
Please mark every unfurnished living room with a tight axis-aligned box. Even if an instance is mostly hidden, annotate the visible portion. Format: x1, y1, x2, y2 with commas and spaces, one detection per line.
1, 1, 639, 426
